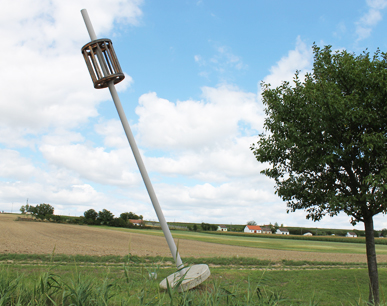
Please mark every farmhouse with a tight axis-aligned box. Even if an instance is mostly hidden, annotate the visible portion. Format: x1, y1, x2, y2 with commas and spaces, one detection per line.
217, 225, 227, 232
244, 225, 262, 233
129, 219, 143, 226
346, 232, 357, 238
276, 228, 290, 235
261, 227, 272, 234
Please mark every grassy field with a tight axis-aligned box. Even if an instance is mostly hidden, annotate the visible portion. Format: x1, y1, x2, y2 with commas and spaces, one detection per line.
1, 254, 387, 305
98, 226, 387, 255
2, 215, 387, 305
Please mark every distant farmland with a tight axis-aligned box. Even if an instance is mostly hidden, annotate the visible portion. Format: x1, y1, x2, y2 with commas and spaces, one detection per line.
2, 213, 387, 263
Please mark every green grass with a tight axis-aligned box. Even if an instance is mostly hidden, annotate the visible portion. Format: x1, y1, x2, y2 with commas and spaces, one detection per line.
93, 226, 387, 254
1, 254, 387, 305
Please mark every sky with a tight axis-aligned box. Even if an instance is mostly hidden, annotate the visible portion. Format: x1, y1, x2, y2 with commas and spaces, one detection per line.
1, 0, 387, 230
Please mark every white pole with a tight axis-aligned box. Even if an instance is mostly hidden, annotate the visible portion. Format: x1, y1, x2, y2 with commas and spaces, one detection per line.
81, 9, 184, 272
81, 9, 97, 41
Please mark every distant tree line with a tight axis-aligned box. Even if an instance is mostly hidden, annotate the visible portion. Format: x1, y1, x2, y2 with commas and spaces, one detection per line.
19, 204, 144, 229
20, 203, 54, 221
82, 208, 143, 228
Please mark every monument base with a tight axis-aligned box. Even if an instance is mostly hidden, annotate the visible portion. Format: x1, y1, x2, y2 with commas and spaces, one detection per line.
159, 264, 211, 292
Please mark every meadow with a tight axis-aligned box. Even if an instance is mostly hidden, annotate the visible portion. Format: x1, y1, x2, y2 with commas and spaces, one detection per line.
1, 254, 387, 305
1, 214, 387, 305
106, 226, 387, 255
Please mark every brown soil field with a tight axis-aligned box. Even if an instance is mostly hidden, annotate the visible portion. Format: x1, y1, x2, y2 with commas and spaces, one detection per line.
1, 214, 386, 263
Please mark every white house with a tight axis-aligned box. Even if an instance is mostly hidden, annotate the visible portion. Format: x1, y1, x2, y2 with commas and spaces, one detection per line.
129, 219, 143, 226
217, 225, 227, 232
244, 225, 262, 233
276, 228, 290, 235
346, 232, 357, 238
261, 227, 272, 234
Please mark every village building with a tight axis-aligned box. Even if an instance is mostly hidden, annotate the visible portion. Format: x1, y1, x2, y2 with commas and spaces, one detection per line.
244, 225, 262, 233
129, 219, 143, 226
217, 225, 228, 232
260, 227, 272, 234
276, 228, 290, 235
346, 231, 357, 238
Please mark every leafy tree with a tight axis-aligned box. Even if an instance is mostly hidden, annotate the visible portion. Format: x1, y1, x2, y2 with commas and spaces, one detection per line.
111, 217, 127, 228
251, 44, 387, 304
97, 209, 114, 225
20, 205, 26, 214
192, 224, 198, 232
33, 204, 54, 220
120, 211, 142, 222
84, 209, 98, 224
201, 222, 217, 231
247, 220, 257, 225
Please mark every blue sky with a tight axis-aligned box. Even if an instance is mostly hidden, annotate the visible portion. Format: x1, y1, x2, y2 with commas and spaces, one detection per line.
1, 0, 387, 230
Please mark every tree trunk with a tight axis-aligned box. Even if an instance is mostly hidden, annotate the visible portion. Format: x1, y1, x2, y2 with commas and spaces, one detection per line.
364, 216, 379, 305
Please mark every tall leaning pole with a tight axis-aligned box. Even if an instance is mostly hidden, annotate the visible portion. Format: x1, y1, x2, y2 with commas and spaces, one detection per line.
80, 9, 210, 291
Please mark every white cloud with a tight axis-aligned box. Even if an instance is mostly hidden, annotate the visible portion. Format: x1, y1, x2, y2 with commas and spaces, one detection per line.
262, 36, 312, 89
0, 0, 142, 141
95, 119, 128, 148
40, 143, 141, 187
355, 0, 387, 41
136, 85, 263, 151
0, 149, 36, 180
367, 0, 387, 10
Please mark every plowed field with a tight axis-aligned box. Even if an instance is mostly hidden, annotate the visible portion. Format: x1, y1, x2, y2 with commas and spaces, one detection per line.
1, 214, 386, 263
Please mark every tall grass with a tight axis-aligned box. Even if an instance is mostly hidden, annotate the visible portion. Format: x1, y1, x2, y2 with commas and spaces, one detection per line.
1, 254, 387, 305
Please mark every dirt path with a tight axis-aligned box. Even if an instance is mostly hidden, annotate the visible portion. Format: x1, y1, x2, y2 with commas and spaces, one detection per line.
1, 214, 386, 263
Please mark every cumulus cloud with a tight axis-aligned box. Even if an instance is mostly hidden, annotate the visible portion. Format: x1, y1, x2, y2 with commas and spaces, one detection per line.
136, 85, 263, 151
40, 143, 141, 187
95, 119, 128, 148
355, 0, 387, 41
0, 0, 144, 216
262, 36, 313, 89
0, 0, 141, 141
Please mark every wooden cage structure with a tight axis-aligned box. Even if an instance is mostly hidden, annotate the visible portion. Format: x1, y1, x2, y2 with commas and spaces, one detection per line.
81, 39, 125, 89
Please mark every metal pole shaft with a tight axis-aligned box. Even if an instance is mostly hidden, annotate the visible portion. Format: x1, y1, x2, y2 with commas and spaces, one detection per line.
80, 9, 184, 272
81, 9, 97, 41
108, 82, 184, 271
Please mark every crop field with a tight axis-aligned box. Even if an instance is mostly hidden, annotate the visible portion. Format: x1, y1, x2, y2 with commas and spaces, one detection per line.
2, 213, 387, 305
2, 214, 387, 263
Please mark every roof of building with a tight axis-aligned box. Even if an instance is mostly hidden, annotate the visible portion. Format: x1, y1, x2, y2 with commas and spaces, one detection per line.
261, 227, 271, 231
246, 225, 262, 230
278, 228, 289, 232
129, 219, 143, 223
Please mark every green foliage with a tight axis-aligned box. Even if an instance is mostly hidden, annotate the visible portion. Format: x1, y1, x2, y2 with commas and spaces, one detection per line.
97, 209, 114, 225
30, 203, 54, 220
252, 44, 387, 225
251, 44, 387, 303
51, 215, 65, 223
19, 205, 25, 214
201, 222, 218, 231
120, 212, 143, 221
83, 209, 98, 224
111, 217, 128, 228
